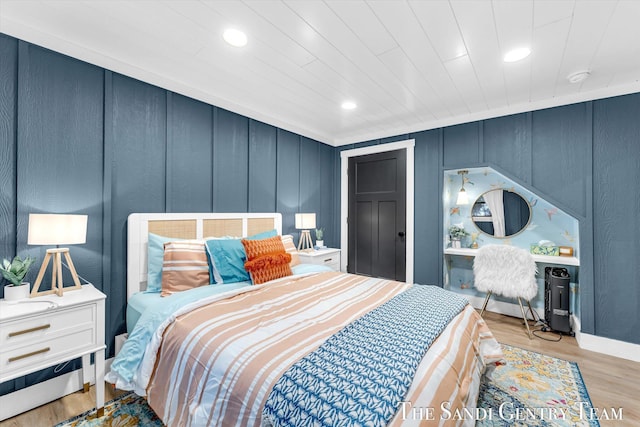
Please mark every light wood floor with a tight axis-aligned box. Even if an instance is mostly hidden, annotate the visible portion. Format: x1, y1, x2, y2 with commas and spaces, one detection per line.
1, 311, 638, 426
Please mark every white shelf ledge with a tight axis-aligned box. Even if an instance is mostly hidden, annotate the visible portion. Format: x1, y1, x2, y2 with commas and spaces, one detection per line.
444, 247, 579, 266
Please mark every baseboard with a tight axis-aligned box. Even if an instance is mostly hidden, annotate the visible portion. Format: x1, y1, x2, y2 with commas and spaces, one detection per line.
468, 296, 640, 363
574, 321, 640, 363
0, 358, 114, 421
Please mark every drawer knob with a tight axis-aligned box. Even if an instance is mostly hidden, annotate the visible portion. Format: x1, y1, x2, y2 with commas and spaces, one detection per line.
323, 258, 333, 262
9, 347, 51, 362
8, 324, 51, 337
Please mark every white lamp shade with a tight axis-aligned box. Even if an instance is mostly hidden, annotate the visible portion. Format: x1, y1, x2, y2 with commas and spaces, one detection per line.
456, 189, 469, 205
28, 214, 88, 245
295, 213, 316, 230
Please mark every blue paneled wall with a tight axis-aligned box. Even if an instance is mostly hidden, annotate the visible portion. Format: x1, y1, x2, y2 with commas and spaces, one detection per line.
0, 34, 338, 394
342, 94, 640, 346
1, 31, 638, 398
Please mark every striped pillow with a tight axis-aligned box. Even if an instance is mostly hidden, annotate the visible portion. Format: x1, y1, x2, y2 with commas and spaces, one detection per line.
161, 240, 210, 296
281, 234, 300, 267
241, 236, 292, 285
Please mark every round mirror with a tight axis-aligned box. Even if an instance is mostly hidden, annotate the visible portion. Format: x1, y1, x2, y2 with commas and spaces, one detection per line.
471, 189, 531, 238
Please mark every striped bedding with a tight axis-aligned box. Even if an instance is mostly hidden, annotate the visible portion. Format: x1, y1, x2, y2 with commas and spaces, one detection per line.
140, 271, 502, 426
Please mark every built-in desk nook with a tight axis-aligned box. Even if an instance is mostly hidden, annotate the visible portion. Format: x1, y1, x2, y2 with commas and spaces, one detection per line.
443, 167, 581, 326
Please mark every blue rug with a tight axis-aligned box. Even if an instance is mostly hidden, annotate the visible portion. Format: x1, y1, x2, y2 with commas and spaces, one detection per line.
55, 345, 598, 426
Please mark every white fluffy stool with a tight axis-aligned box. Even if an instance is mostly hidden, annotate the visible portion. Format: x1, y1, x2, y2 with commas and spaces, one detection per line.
473, 244, 538, 338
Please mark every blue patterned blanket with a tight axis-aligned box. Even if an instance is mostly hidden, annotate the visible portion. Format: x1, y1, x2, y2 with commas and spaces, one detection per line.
263, 284, 469, 426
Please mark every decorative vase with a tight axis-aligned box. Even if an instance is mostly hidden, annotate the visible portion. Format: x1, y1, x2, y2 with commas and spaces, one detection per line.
316, 240, 325, 248
451, 239, 461, 249
4, 282, 30, 301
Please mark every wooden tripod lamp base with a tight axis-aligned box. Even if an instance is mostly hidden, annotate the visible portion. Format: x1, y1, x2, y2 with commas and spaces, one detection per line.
297, 230, 314, 252
30, 248, 82, 297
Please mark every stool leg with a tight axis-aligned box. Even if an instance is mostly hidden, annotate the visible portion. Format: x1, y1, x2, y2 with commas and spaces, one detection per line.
480, 292, 492, 317
526, 300, 537, 322
518, 297, 533, 339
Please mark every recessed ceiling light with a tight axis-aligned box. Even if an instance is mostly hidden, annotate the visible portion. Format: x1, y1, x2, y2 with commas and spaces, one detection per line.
567, 70, 591, 84
223, 28, 247, 47
503, 47, 531, 63
341, 101, 357, 110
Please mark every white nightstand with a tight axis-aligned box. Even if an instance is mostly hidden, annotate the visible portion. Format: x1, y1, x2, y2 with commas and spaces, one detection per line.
0, 284, 106, 418
298, 248, 341, 271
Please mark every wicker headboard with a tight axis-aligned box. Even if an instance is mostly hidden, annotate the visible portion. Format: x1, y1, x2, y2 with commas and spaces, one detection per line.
127, 212, 282, 298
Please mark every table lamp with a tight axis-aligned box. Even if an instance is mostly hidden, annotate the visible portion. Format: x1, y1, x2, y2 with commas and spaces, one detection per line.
295, 213, 316, 252
28, 213, 87, 297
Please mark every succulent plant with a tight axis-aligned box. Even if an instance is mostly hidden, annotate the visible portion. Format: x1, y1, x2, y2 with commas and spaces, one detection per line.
0, 256, 36, 286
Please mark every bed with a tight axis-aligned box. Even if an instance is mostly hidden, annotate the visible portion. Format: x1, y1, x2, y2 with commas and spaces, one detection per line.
107, 212, 502, 426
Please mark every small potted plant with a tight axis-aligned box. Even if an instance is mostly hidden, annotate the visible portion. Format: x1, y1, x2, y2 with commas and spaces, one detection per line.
448, 225, 469, 249
315, 228, 325, 248
1, 255, 36, 301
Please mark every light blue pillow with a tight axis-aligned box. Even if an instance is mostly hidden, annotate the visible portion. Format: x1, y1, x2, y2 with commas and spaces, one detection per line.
205, 229, 277, 284
147, 233, 175, 293
248, 229, 278, 241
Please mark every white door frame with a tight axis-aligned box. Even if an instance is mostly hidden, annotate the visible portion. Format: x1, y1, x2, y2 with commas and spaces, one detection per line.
340, 139, 415, 284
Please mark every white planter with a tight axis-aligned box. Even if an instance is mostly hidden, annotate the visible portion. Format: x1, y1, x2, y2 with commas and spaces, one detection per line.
451, 239, 461, 249
4, 282, 30, 301
316, 240, 325, 248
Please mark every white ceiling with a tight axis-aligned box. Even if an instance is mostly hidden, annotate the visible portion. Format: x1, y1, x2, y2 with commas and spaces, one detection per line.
1, 0, 639, 147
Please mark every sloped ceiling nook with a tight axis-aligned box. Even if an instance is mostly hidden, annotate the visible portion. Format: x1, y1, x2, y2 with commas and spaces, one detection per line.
1, 0, 639, 146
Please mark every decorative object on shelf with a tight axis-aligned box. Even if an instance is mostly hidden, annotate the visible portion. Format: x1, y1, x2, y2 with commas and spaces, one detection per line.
315, 228, 325, 248
1, 255, 36, 301
28, 213, 88, 297
295, 213, 316, 252
456, 170, 469, 205
559, 246, 574, 257
469, 231, 482, 249
448, 224, 469, 249
530, 240, 559, 256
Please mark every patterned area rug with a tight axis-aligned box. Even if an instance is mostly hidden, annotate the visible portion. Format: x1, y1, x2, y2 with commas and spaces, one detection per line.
54, 392, 163, 427
477, 344, 599, 427
55, 344, 597, 427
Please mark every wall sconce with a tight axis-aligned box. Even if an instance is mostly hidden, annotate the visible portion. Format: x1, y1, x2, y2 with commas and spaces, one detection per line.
456, 170, 469, 205
295, 213, 316, 252
28, 213, 88, 297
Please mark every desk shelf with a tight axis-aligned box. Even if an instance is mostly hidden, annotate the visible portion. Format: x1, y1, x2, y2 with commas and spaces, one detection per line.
444, 247, 579, 266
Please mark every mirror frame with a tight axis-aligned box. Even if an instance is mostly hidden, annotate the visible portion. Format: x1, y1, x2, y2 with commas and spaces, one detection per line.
471, 188, 532, 239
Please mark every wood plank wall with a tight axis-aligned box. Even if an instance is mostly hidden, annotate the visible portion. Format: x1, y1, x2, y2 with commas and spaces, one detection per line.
1, 32, 638, 395
341, 96, 640, 347
0, 35, 338, 395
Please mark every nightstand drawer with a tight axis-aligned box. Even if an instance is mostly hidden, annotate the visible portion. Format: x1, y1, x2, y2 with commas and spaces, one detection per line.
298, 249, 341, 271
0, 327, 95, 376
318, 257, 340, 270
0, 284, 106, 420
0, 304, 96, 351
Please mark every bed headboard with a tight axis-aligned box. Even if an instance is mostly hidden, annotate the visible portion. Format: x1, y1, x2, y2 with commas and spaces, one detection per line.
127, 212, 282, 299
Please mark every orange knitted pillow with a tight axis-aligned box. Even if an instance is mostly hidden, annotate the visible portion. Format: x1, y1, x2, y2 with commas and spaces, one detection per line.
241, 236, 293, 284
244, 253, 292, 284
